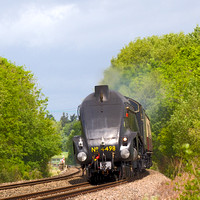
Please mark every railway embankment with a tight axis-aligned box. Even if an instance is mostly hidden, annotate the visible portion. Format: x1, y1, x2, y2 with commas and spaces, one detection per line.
73, 169, 180, 200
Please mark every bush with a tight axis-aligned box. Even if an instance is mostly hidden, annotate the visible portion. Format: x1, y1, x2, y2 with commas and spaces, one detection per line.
178, 159, 200, 200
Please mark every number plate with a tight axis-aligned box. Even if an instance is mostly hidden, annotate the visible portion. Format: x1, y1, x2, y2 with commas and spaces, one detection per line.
100, 161, 112, 170
91, 146, 116, 153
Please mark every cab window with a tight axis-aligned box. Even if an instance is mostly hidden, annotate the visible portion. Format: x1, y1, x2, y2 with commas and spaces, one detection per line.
124, 110, 138, 132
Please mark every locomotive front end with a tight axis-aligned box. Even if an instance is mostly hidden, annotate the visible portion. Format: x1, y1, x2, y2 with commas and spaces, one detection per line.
73, 85, 127, 181
73, 85, 153, 183
73, 85, 144, 183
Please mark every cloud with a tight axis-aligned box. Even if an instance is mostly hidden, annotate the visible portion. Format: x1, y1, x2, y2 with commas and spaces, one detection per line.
0, 3, 79, 47
1, 0, 200, 50
0, 1, 154, 49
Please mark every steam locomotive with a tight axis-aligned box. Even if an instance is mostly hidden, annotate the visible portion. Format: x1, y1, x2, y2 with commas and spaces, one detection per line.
73, 85, 152, 183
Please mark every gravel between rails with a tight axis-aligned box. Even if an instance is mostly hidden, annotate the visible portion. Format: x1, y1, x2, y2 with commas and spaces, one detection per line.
0, 169, 179, 200
0, 167, 85, 199
71, 170, 178, 200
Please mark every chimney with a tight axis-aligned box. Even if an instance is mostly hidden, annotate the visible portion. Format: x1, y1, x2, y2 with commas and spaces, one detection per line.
94, 85, 109, 102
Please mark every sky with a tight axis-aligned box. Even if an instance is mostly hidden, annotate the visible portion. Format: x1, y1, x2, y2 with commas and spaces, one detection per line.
1, 0, 200, 120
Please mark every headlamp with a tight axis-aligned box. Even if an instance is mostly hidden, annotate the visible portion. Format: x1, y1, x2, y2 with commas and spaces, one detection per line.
120, 148, 130, 159
77, 152, 87, 162
122, 137, 128, 146
122, 137, 128, 142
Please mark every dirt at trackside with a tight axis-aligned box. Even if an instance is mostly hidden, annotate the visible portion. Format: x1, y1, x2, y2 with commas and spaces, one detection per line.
73, 169, 180, 200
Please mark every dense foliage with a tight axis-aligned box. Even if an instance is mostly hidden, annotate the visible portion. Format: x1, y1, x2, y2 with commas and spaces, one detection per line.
101, 26, 200, 198
0, 58, 61, 182
59, 113, 81, 165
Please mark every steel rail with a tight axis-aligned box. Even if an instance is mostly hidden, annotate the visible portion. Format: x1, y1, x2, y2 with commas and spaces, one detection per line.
0, 168, 80, 191
36, 179, 128, 200
1, 182, 90, 200
0, 179, 128, 200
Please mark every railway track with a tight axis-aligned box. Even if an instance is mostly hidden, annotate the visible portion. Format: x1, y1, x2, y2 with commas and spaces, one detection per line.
0, 167, 80, 190
1, 179, 128, 200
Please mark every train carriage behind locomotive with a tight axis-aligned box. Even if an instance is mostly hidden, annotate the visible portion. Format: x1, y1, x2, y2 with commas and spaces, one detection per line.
73, 85, 152, 182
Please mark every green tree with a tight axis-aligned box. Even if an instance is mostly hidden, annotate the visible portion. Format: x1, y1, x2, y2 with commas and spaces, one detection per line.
59, 114, 78, 151
60, 112, 69, 127
0, 58, 61, 182
65, 121, 81, 165
100, 26, 200, 178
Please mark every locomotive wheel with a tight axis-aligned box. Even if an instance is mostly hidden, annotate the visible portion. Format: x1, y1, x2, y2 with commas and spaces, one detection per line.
88, 174, 97, 184
119, 165, 126, 179
89, 173, 104, 184
113, 174, 119, 181
136, 160, 141, 178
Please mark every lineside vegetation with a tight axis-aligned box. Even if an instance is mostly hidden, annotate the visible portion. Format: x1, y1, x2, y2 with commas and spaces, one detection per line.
0, 58, 61, 182
100, 26, 200, 199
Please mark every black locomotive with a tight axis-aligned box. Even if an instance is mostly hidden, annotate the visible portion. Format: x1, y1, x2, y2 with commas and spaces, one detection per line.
73, 85, 152, 183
